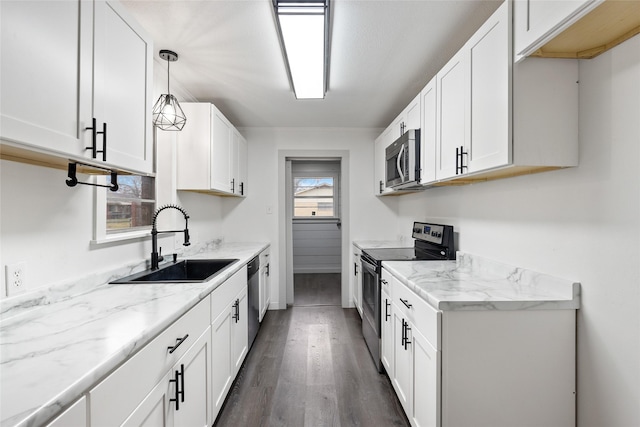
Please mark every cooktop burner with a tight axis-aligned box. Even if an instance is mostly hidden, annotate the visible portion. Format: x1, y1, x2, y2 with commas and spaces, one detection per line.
361, 221, 455, 265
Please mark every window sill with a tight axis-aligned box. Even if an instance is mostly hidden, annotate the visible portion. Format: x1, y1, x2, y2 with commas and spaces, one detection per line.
91, 229, 151, 246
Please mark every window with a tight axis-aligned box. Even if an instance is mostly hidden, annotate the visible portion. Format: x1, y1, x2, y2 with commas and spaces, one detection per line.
107, 176, 155, 233
293, 177, 336, 217
94, 174, 156, 243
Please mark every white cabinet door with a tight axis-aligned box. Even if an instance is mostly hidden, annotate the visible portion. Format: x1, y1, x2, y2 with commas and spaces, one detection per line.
380, 287, 394, 377
46, 396, 87, 427
412, 327, 440, 427
374, 126, 393, 195
235, 132, 248, 196
122, 329, 212, 427
0, 0, 92, 157
211, 303, 233, 417
436, 47, 469, 180
513, 0, 602, 61
93, 0, 153, 174
393, 307, 413, 416
259, 248, 271, 321
173, 328, 212, 427
211, 106, 233, 193
419, 77, 437, 185
121, 371, 172, 427
405, 94, 421, 132
467, 1, 510, 173
231, 286, 249, 374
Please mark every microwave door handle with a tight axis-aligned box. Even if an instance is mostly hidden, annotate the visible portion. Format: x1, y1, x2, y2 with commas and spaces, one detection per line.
397, 144, 405, 182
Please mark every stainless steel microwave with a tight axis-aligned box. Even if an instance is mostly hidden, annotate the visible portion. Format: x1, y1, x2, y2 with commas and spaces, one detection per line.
385, 129, 421, 189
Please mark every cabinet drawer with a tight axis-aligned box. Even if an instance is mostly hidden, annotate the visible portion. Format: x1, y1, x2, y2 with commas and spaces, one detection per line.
211, 266, 248, 318
387, 270, 440, 350
90, 295, 210, 426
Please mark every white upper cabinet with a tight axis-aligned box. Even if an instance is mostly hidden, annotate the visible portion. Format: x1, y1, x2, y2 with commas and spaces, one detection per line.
231, 129, 248, 196
93, 1, 153, 174
436, 1, 578, 184
373, 125, 393, 196
176, 102, 247, 196
419, 77, 437, 185
513, 0, 603, 62
435, 47, 469, 181
0, 0, 153, 175
466, 0, 511, 173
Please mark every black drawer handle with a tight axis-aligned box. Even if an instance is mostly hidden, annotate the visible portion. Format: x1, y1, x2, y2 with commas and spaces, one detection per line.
381, 279, 388, 285
400, 298, 412, 309
385, 299, 391, 321
232, 299, 240, 323
167, 334, 189, 354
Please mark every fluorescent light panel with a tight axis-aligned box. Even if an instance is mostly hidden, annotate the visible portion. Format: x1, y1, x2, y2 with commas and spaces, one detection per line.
275, 0, 328, 99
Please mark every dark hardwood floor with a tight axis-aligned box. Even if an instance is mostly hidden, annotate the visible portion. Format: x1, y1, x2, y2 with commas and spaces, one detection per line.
215, 274, 409, 427
293, 273, 342, 307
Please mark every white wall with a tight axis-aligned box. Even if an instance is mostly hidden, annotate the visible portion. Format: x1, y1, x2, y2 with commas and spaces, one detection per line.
395, 36, 640, 427
220, 127, 399, 308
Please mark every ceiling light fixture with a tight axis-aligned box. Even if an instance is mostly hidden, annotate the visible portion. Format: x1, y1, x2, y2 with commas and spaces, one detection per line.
152, 49, 187, 131
272, 0, 330, 99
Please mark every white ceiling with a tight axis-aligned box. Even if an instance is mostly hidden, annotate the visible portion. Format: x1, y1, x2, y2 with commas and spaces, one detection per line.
121, 0, 502, 129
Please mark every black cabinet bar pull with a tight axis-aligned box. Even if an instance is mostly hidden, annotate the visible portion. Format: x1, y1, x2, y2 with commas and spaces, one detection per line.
240, 182, 244, 195
85, 118, 107, 161
169, 368, 181, 410
401, 319, 406, 347
167, 334, 189, 354
179, 363, 185, 403
404, 322, 412, 350
232, 299, 240, 323
385, 299, 391, 321
379, 180, 384, 194
381, 279, 388, 285
400, 298, 412, 309
231, 178, 235, 193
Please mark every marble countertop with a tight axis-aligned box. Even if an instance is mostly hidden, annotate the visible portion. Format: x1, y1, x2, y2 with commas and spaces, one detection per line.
352, 240, 412, 250
0, 242, 268, 427
383, 252, 580, 311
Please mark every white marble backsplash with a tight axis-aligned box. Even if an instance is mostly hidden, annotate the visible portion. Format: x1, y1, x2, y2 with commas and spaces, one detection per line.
0, 239, 224, 323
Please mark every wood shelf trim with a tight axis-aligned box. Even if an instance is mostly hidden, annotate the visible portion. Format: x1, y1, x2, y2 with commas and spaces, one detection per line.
531, 0, 640, 60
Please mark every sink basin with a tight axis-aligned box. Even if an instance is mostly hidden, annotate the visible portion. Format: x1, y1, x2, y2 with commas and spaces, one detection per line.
111, 259, 239, 284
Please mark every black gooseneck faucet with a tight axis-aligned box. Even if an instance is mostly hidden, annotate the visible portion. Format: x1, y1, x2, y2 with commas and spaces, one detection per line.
151, 204, 191, 270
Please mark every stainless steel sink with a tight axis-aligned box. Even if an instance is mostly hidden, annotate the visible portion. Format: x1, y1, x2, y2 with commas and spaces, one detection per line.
111, 259, 239, 284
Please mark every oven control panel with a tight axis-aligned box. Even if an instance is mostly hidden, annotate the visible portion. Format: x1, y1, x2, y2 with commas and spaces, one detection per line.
412, 222, 447, 244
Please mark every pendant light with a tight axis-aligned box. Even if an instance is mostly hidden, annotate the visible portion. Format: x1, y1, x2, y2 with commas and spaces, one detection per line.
152, 49, 187, 131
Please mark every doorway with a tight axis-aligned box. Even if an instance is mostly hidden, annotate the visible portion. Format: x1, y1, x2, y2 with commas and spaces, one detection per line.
289, 159, 341, 306
278, 150, 350, 308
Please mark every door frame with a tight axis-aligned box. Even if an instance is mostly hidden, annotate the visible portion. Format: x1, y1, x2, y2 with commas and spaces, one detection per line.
278, 149, 350, 308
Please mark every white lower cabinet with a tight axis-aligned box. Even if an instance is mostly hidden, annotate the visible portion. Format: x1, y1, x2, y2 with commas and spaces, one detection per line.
380, 281, 394, 376
259, 248, 271, 321
210, 266, 249, 421
382, 268, 575, 427
121, 328, 212, 427
90, 296, 211, 427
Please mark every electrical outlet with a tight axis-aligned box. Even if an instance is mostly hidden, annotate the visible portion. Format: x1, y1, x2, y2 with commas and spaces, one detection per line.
5, 262, 27, 297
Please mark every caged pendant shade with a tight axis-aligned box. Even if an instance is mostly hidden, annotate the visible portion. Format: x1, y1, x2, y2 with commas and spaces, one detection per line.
152, 50, 186, 131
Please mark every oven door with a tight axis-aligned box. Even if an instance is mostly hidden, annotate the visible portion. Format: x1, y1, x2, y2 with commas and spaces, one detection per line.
361, 254, 382, 372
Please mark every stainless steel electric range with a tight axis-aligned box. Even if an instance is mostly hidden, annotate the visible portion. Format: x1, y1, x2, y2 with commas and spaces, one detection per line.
360, 222, 455, 372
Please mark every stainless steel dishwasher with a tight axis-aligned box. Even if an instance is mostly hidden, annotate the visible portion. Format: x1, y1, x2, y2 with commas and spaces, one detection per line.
247, 256, 260, 349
